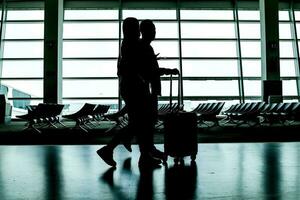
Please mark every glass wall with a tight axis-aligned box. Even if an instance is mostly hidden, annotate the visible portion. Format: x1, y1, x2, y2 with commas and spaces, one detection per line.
62, 9, 119, 113
1, 1, 300, 115
0, 9, 44, 116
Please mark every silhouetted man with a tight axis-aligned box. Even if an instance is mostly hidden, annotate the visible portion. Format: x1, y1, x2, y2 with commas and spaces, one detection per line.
138, 19, 179, 161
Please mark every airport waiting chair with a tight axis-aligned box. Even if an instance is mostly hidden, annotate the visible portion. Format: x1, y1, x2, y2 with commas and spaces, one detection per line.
16, 103, 65, 133
196, 102, 225, 127
62, 103, 97, 132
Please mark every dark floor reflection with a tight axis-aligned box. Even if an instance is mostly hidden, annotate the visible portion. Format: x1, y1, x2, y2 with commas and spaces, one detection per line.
264, 144, 281, 200
136, 166, 158, 200
165, 161, 198, 200
43, 146, 63, 200
100, 158, 133, 200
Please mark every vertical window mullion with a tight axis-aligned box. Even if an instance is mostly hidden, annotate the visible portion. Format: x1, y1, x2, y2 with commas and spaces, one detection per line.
289, 4, 300, 101
176, 0, 183, 105
233, 0, 245, 103
0, 1, 7, 80
118, 0, 122, 110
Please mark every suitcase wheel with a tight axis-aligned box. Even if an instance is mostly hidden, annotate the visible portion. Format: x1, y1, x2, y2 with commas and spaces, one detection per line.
162, 155, 168, 165
191, 154, 197, 161
174, 157, 180, 165
174, 157, 184, 165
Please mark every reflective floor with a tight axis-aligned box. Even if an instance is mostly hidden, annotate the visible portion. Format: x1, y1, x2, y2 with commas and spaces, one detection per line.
0, 143, 300, 200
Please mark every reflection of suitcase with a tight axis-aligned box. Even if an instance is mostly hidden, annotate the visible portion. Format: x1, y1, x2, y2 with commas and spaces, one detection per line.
163, 74, 198, 164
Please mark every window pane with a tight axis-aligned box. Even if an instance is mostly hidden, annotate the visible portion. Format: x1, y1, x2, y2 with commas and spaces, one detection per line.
5, 23, 44, 39
63, 22, 119, 39
296, 23, 300, 38
161, 80, 178, 96
181, 10, 234, 20
280, 41, 294, 58
3, 41, 43, 58
2, 61, 43, 78
153, 22, 178, 38
63, 80, 118, 97
64, 10, 118, 20
63, 41, 119, 58
240, 41, 261, 58
1, 80, 43, 98
242, 60, 261, 77
238, 10, 260, 20
279, 23, 292, 39
181, 22, 235, 39
280, 60, 296, 77
279, 11, 289, 21
239, 23, 260, 39
182, 41, 237, 57
152, 41, 179, 57
282, 80, 297, 96
122, 10, 176, 20
63, 60, 118, 77
183, 80, 239, 96
244, 80, 261, 96
294, 11, 300, 21
7, 10, 44, 20
182, 60, 238, 77
157, 60, 179, 70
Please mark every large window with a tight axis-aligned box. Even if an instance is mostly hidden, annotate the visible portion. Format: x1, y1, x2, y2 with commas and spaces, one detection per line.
63, 9, 119, 113
1, 2, 300, 116
0, 9, 44, 115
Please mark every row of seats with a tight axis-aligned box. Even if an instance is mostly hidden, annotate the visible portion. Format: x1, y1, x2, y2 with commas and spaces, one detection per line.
16, 101, 300, 133
223, 102, 300, 126
17, 103, 110, 133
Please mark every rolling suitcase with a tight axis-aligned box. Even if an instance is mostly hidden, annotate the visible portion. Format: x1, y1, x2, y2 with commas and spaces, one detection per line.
163, 74, 198, 165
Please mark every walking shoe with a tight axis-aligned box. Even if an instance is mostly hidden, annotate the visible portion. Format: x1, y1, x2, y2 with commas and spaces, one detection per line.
97, 146, 116, 167
151, 148, 166, 161
138, 154, 162, 169
122, 138, 132, 152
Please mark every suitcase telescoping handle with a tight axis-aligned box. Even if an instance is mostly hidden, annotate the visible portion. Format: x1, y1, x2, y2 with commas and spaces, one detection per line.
169, 73, 180, 111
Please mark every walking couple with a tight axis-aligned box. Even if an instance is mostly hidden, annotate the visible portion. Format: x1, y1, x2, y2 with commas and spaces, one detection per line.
97, 17, 179, 168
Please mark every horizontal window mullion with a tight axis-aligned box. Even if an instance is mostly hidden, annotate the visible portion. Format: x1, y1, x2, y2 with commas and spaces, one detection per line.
0, 77, 43, 80
180, 19, 235, 23
282, 96, 300, 99
63, 38, 119, 41
62, 97, 119, 100
2, 58, 44, 61
280, 77, 299, 80
63, 77, 117, 80
173, 96, 241, 101
180, 77, 260, 81
63, 57, 118, 60
64, 19, 119, 23
180, 77, 239, 81
3, 39, 44, 42
182, 57, 240, 59
237, 20, 260, 23
5, 20, 44, 23
181, 38, 237, 41
280, 57, 297, 60
8, 97, 43, 100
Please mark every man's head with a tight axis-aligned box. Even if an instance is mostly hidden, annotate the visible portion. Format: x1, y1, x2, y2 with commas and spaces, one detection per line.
123, 17, 140, 40
140, 19, 156, 42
